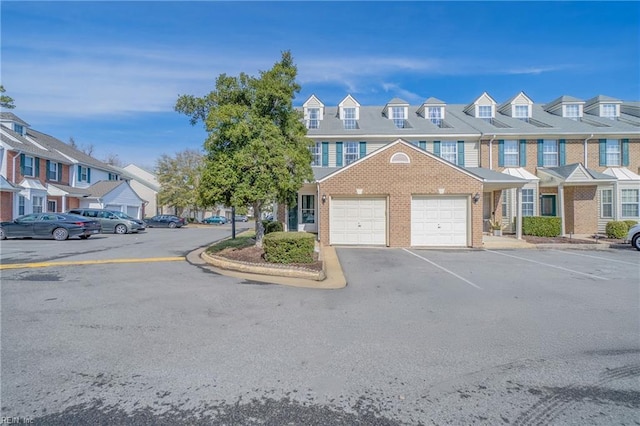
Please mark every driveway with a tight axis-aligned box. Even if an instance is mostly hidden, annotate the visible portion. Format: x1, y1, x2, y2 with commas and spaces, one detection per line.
1, 236, 638, 425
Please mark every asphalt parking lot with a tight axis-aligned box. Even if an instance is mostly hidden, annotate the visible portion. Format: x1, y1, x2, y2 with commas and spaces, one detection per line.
1, 230, 638, 425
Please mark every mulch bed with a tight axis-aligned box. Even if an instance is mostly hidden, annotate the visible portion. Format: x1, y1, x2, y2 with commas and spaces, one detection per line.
217, 245, 324, 272
523, 235, 624, 245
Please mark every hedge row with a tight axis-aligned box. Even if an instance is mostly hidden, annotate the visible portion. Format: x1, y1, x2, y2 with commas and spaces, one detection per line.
263, 231, 315, 264
606, 220, 638, 239
522, 217, 562, 237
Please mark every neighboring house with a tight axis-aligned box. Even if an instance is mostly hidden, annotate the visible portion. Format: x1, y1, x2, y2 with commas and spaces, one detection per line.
280, 92, 640, 248
0, 112, 144, 221
121, 164, 161, 217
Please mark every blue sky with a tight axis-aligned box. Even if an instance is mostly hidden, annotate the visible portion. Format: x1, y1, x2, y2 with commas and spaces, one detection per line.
2, 1, 639, 169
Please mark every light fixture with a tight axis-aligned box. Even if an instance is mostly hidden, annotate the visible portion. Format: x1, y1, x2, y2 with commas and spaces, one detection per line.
472, 192, 480, 204
322, 194, 327, 204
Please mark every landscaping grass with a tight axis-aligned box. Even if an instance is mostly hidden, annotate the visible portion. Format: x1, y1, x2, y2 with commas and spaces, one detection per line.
206, 231, 256, 254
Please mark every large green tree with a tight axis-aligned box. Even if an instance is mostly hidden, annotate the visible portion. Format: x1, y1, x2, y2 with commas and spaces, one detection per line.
175, 51, 313, 244
1, 85, 16, 109
156, 149, 204, 218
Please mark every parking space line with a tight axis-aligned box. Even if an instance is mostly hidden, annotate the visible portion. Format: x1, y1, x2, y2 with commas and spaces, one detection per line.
485, 250, 609, 281
402, 249, 483, 290
0, 257, 184, 270
550, 249, 638, 265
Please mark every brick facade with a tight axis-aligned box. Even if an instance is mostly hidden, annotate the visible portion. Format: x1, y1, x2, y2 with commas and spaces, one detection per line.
563, 186, 598, 234
1, 192, 13, 222
318, 142, 484, 248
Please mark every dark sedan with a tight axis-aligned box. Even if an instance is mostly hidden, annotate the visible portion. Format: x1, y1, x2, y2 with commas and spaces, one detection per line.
145, 215, 185, 229
0, 213, 102, 241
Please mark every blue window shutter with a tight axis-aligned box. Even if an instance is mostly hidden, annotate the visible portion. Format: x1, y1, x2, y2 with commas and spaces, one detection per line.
433, 141, 441, 157
58, 163, 63, 181
87, 168, 91, 183
46, 160, 51, 179
559, 139, 566, 166
599, 139, 606, 166
419, 140, 426, 150
519, 140, 527, 167
537, 139, 544, 167
359, 141, 366, 158
77, 165, 82, 181
20, 153, 25, 175
622, 139, 629, 166
34, 157, 40, 177
457, 141, 465, 166
321, 142, 329, 167
498, 140, 504, 167
336, 142, 343, 167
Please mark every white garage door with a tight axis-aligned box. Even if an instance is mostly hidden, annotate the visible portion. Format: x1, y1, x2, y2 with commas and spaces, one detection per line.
330, 198, 386, 245
411, 196, 468, 246
126, 206, 139, 218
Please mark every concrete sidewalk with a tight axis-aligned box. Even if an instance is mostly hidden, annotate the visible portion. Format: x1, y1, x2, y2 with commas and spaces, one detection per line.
483, 234, 628, 250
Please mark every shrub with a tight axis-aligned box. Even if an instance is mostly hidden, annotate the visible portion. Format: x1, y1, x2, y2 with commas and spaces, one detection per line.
263, 232, 315, 264
264, 221, 283, 234
522, 217, 561, 237
623, 220, 638, 231
606, 221, 629, 239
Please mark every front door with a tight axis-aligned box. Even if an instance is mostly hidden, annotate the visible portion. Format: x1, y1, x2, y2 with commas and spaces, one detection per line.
287, 204, 298, 232
541, 194, 557, 216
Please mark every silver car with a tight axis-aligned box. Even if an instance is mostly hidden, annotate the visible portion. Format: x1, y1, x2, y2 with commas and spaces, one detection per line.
627, 223, 640, 251
68, 208, 143, 234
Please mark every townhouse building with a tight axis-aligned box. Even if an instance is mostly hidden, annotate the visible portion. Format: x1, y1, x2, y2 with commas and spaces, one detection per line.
0, 112, 145, 221
284, 92, 640, 248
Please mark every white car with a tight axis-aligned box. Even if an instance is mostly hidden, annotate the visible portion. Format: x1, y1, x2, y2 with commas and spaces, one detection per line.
627, 223, 640, 251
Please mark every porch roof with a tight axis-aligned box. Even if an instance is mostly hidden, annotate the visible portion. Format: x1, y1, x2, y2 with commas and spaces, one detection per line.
602, 167, 640, 181
47, 183, 91, 198
0, 175, 22, 192
537, 163, 617, 187
19, 178, 47, 191
465, 167, 528, 191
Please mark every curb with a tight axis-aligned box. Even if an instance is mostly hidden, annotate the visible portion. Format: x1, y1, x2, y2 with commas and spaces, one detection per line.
201, 251, 325, 281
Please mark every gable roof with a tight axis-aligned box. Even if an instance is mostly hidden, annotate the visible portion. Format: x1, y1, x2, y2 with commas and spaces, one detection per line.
0, 112, 30, 127
86, 180, 128, 198
537, 163, 617, 184
0, 175, 22, 192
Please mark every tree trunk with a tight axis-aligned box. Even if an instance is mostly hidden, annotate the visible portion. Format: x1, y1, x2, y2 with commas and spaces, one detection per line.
254, 202, 264, 247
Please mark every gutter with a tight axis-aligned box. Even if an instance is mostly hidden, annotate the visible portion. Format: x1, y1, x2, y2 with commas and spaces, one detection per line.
583, 133, 594, 167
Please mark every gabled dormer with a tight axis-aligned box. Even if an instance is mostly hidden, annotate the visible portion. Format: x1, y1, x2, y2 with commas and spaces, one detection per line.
303, 95, 324, 129
498, 92, 533, 121
417, 97, 446, 126
584, 95, 622, 120
0, 112, 29, 136
383, 98, 410, 129
464, 92, 497, 122
544, 95, 585, 120
338, 95, 360, 130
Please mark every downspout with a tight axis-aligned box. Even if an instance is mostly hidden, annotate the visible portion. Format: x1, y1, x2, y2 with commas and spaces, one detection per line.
583, 134, 594, 167
12, 150, 23, 183
488, 134, 496, 170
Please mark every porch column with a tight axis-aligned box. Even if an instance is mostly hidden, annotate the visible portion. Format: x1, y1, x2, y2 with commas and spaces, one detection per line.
516, 187, 522, 240
62, 195, 67, 212
558, 184, 565, 236
613, 181, 619, 221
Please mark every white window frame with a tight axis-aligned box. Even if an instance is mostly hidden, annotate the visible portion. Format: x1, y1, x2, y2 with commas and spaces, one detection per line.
542, 139, 558, 167
310, 142, 321, 166
601, 104, 617, 119
307, 108, 319, 129
427, 106, 443, 126
478, 105, 493, 120
391, 107, 405, 128
605, 139, 621, 166
18, 195, 25, 216
23, 155, 34, 177
440, 141, 457, 164
79, 166, 88, 182
343, 107, 357, 129
33, 196, 44, 214
503, 140, 519, 167
301, 194, 315, 224
47, 161, 58, 181
514, 105, 529, 120
344, 142, 359, 165
47, 200, 57, 213
564, 104, 580, 120
621, 189, 639, 218
600, 189, 613, 218
522, 189, 534, 217
502, 190, 508, 217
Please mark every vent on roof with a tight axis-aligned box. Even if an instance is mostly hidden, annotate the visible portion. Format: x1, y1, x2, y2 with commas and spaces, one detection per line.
580, 118, 611, 127
527, 118, 553, 128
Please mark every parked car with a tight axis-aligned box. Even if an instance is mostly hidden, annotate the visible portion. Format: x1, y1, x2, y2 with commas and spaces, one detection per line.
68, 208, 143, 234
234, 215, 248, 222
202, 215, 227, 225
627, 223, 640, 251
109, 211, 146, 231
0, 213, 101, 241
145, 215, 185, 228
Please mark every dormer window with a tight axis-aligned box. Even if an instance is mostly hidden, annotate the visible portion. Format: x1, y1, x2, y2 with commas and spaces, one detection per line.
343, 107, 357, 129
392, 106, 406, 128
601, 104, 618, 120
478, 105, 493, 122
14, 123, 24, 136
427, 107, 443, 126
303, 95, 324, 130
564, 104, 581, 120
307, 108, 320, 129
584, 95, 621, 120
514, 105, 529, 121
338, 95, 360, 130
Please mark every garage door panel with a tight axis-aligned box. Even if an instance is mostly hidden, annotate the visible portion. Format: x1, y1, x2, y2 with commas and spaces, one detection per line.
411, 196, 468, 246
330, 198, 386, 245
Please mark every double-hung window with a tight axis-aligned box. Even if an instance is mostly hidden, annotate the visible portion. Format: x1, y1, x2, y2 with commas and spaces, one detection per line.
32, 196, 44, 214
565, 104, 580, 120
310, 142, 321, 166
514, 105, 529, 121
343, 107, 357, 129
307, 108, 319, 129
301, 195, 315, 224
22, 156, 34, 176
600, 189, 613, 218
14, 124, 24, 135
542, 140, 558, 167
478, 105, 492, 122
18, 196, 25, 216
344, 142, 359, 165
47, 162, 58, 181
391, 107, 405, 128
440, 141, 457, 164
621, 189, 639, 217
427, 107, 443, 126
605, 139, 621, 166
601, 104, 617, 120
522, 189, 534, 216
78, 166, 89, 182
503, 140, 519, 167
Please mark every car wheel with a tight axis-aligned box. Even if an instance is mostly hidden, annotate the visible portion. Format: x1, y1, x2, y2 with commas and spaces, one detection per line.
115, 224, 128, 234
633, 235, 640, 251
53, 227, 69, 241
169, 222, 177, 229
0, 228, 6, 240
